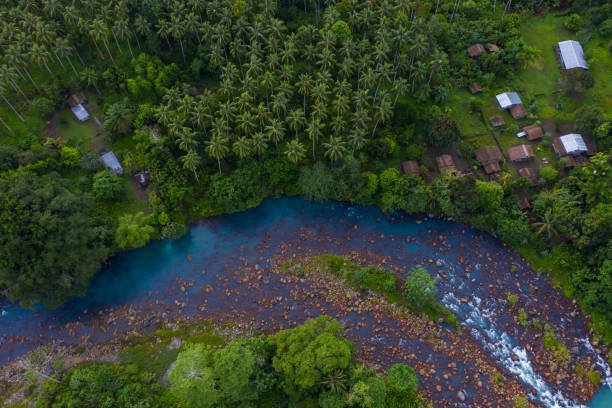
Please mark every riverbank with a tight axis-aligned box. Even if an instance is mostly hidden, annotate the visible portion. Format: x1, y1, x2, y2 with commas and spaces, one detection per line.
0, 197, 608, 406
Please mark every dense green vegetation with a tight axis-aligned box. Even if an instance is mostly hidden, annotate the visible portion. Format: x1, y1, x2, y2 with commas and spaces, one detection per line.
25, 317, 428, 408
0, 0, 610, 341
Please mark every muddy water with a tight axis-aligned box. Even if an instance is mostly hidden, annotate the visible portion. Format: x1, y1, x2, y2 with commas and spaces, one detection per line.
0, 196, 610, 407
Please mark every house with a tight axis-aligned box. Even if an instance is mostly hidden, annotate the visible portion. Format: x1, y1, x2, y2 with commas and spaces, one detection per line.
496, 92, 522, 110
436, 154, 457, 174
467, 44, 486, 58
489, 115, 505, 127
468, 83, 482, 94
552, 133, 587, 156
71, 104, 90, 122
507, 144, 534, 162
67, 92, 87, 108
558, 40, 588, 70
401, 160, 420, 177
518, 197, 532, 210
523, 124, 544, 141
475, 146, 503, 174
509, 104, 528, 119
101, 151, 123, 175
488, 44, 502, 52
518, 167, 538, 186
134, 171, 151, 186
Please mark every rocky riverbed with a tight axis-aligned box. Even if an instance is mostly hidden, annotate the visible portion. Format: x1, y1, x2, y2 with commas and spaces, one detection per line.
0, 197, 608, 407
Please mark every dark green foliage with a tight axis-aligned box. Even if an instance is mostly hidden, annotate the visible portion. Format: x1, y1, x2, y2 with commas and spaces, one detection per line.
0, 172, 109, 308
206, 162, 265, 213
92, 171, 125, 201
49, 363, 161, 408
403, 266, 437, 309
28, 97, 55, 119
426, 114, 460, 147
0, 145, 19, 172
161, 222, 188, 239
78, 151, 102, 172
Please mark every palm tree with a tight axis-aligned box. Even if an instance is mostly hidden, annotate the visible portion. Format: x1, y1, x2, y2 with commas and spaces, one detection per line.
532, 210, 557, 240
233, 136, 253, 159
286, 109, 305, 139
306, 118, 324, 161
296, 73, 312, 115
169, 15, 187, 62
323, 136, 347, 164
30, 43, 53, 75
182, 150, 201, 184
81, 67, 101, 94
206, 136, 229, 173
349, 128, 366, 154
0, 82, 25, 122
265, 119, 285, 149
54, 37, 79, 78
0, 66, 30, 104
0, 115, 14, 135
90, 20, 115, 66
371, 92, 393, 138
285, 138, 306, 164
134, 15, 151, 48
271, 93, 288, 119
260, 71, 275, 106
6, 45, 40, 91
115, 19, 135, 58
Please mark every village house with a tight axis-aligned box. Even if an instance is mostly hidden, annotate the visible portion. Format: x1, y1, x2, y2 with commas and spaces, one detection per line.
467, 43, 486, 58
518, 167, 538, 186
436, 154, 457, 174
134, 170, 151, 187
558, 40, 588, 70
489, 115, 505, 127
101, 151, 124, 175
67, 92, 90, 122
475, 146, 503, 174
552, 133, 587, 156
507, 144, 534, 162
523, 124, 544, 141
401, 160, 420, 177
495, 92, 528, 119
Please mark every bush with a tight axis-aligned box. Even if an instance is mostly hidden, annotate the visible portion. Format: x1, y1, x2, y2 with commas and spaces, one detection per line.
426, 114, 459, 147
79, 151, 102, 172
506, 292, 518, 309
564, 14, 584, 32
588, 370, 601, 386
518, 308, 529, 326
402, 266, 437, 309
539, 166, 558, 183
29, 97, 55, 119
92, 171, 126, 201
162, 222, 188, 239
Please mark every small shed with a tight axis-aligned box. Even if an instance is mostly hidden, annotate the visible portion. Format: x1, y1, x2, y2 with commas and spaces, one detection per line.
134, 170, 151, 186
401, 160, 420, 177
558, 40, 588, 70
101, 151, 123, 175
507, 144, 534, 162
518, 197, 532, 210
518, 167, 538, 186
496, 92, 522, 109
558, 133, 587, 156
488, 44, 502, 52
468, 83, 482, 94
523, 124, 543, 141
490, 115, 505, 127
436, 154, 457, 174
467, 44, 486, 58
475, 146, 503, 174
586, 140, 597, 156
67, 92, 87, 108
509, 104, 528, 119
71, 104, 90, 122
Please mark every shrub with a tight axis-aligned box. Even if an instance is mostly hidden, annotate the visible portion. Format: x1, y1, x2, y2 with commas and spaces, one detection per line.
402, 266, 437, 309
564, 14, 584, 32
79, 151, 102, 172
162, 222, 188, 239
29, 97, 55, 119
351, 268, 369, 284
506, 292, 518, 309
539, 166, 558, 183
588, 370, 601, 386
92, 171, 126, 201
517, 308, 529, 327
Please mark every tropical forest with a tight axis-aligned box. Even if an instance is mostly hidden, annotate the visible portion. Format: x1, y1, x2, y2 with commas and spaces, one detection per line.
0, 0, 611, 407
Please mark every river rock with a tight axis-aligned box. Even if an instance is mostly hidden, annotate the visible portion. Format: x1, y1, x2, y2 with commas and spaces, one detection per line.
457, 391, 465, 401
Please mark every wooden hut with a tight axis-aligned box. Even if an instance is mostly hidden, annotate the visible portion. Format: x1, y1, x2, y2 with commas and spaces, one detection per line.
436, 154, 457, 174
489, 115, 505, 127
475, 146, 503, 174
467, 44, 486, 58
523, 124, 544, 141
401, 160, 420, 177
507, 144, 534, 162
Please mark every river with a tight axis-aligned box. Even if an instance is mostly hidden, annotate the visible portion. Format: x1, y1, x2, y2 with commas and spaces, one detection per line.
0, 196, 610, 407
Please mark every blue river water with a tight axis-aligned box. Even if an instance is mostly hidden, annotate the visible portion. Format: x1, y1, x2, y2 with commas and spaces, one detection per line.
0, 196, 610, 407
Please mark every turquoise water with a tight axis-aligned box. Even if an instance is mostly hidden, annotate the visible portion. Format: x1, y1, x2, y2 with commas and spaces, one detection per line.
590, 387, 612, 407
1, 196, 610, 407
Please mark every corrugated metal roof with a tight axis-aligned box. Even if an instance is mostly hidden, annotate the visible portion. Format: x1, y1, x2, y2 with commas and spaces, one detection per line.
496, 92, 522, 109
71, 104, 90, 121
560, 133, 587, 155
558, 40, 588, 70
101, 151, 123, 174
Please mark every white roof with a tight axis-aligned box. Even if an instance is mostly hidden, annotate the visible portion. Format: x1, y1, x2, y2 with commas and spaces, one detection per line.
71, 104, 90, 121
558, 40, 588, 70
100, 151, 123, 174
560, 133, 587, 154
496, 92, 522, 109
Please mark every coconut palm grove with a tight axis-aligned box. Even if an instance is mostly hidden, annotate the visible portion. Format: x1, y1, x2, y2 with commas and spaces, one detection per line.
0, 0, 611, 406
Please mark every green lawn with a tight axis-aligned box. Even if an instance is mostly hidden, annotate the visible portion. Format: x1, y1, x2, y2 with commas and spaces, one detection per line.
447, 89, 489, 136
56, 109, 101, 150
